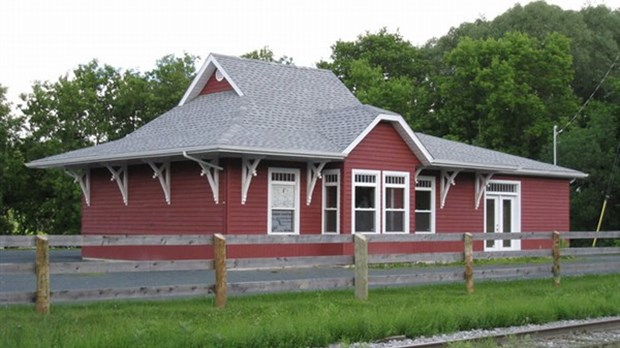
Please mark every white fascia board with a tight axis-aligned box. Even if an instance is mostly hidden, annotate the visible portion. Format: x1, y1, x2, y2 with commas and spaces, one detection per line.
429, 160, 588, 179
178, 54, 243, 106
342, 114, 434, 165
26, 146, 345, 169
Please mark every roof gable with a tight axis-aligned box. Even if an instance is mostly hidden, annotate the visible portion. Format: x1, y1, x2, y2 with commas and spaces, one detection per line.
179, 54, 244, 105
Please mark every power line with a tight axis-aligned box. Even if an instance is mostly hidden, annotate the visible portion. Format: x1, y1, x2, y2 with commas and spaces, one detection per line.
553, 54, 619, 165
557, 54, 619, 135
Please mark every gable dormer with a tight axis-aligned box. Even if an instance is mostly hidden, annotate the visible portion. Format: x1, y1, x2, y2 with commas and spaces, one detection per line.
179, 54, 243, 106
199, 70, 233, 96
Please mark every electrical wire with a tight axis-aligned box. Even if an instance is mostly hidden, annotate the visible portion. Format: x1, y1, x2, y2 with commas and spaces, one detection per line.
558, 54, 620, 135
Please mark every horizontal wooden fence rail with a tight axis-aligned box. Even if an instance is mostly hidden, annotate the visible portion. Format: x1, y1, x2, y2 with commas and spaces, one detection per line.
1, 231, 619, 311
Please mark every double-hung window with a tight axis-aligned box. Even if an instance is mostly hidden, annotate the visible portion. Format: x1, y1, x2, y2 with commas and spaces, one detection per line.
268, 168, 300, 234
352, 170, 380, 233
415, 176, 435, 233
322, 170, 340, 234
383, 172, 409, 233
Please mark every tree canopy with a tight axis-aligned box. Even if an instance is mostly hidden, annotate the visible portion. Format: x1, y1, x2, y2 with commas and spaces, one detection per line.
1, 54, 197, 235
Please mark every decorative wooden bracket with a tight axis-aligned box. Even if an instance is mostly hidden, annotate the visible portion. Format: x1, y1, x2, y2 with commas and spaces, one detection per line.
414, 167, 424, 184
65, 168, 90, 206
241, 158, 262, 205
440, 170, 460, 209
144, 161, 171, 205
183, 152, 222, 204
475, 173, 494, 210
105, 165, 128, 205
306, 161, 328, 205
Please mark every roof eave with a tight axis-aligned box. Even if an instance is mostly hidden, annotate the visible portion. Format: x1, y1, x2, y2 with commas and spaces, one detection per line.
426, 160, 588, 179
26, 146, 345, 169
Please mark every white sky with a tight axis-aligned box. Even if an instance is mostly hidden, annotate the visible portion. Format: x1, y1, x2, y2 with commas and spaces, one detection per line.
1, 0, 618, 106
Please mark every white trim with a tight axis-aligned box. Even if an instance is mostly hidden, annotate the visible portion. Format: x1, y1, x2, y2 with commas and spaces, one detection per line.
415, 175, 436, 234
484, 180, 521, 251
267, 167, 300, 235
178, 54, 244, 106
144, 160, 172, 205
105, 165, 128, 205
352, 169, 381, 234
474, 173, 494, 210
440, 170, 460, 209
382, 171, 410, 234
343, 114, 434, 165
182, 152, 222, 204
66, 168, 90, 206
321, 169, 340, 234
306, 161, 328, 205
241, 158, 262, 204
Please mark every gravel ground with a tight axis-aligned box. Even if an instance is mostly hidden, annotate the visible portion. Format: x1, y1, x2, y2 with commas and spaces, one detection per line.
327, 317, 620, 347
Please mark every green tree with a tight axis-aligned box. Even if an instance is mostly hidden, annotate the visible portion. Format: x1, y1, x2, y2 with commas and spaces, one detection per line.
437, 32, 577, 158
242, 46, 293, 65
317, 29, 435, 128
11, 54, 198, 235
0, 85, 26, 234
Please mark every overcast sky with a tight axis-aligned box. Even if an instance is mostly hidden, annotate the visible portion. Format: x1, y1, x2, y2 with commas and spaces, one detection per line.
1, 0, 618, 106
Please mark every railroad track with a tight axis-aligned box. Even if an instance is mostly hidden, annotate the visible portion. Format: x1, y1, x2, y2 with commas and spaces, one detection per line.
396, 317, 620, 348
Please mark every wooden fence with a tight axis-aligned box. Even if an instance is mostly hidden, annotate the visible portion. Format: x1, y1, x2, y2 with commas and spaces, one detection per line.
1, 231, 619, 313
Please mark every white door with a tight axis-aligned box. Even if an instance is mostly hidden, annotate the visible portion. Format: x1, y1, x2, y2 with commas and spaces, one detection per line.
485, 195, 520, 251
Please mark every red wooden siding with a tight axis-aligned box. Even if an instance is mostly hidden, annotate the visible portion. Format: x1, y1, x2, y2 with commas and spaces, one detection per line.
341, 122, 422, 255
199, 72, 232, 95
497, 175, 569, 249
343, 122, 421, 235
223, 159, 345, 258
82, 162, 225, 260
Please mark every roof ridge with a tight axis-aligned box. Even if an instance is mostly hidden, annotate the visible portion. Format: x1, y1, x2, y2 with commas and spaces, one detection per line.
211, 53, 335, 73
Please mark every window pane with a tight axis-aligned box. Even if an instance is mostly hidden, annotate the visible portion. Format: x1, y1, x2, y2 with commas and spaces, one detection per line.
416, 191, 431, 210
355, 211, 375, 232
386, 187, 404, 209
486, 198, 495, 248
325, 186, 338, 208
272, 184, 295, 208
324, 210, 337, 233
272, 210, 294, 233
415, 212, 431, 232
386, 211, 405, 232
503, 199, 512, 247
355, 187, 375, 208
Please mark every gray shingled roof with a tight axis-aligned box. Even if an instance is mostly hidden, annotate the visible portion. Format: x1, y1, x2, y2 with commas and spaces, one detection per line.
415, 133, 585, 177
26, 53, 586, 179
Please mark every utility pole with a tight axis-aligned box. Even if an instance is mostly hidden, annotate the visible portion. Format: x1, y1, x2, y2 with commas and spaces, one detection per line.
553, 125, 558, 165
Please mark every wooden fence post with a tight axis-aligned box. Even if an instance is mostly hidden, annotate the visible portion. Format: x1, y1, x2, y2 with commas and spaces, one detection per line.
35, 235, 50, 314
214, 234, 227, 308
552, 231, 560, 287
464, 233, 474, 294
354, 234, 368, 301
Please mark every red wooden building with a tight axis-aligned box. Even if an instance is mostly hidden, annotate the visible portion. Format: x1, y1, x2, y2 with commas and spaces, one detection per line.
27, 54, 587, 260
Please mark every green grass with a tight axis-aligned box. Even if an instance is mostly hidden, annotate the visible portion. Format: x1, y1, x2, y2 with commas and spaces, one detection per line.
1, 274, 619, 348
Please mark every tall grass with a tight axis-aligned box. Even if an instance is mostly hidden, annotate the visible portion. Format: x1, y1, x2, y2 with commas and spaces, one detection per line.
1, 274, 619, 348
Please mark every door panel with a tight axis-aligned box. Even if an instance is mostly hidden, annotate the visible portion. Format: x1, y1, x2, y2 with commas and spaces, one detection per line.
485, 195, 519, 251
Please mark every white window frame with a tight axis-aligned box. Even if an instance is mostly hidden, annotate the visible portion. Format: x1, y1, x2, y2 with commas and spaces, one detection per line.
322, 169, 340, 234
267, 167, 300, 235
352, 169, 381, 234
415, 176, 436, 234
484, 179, 521, 251
383, 171, 410, 234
